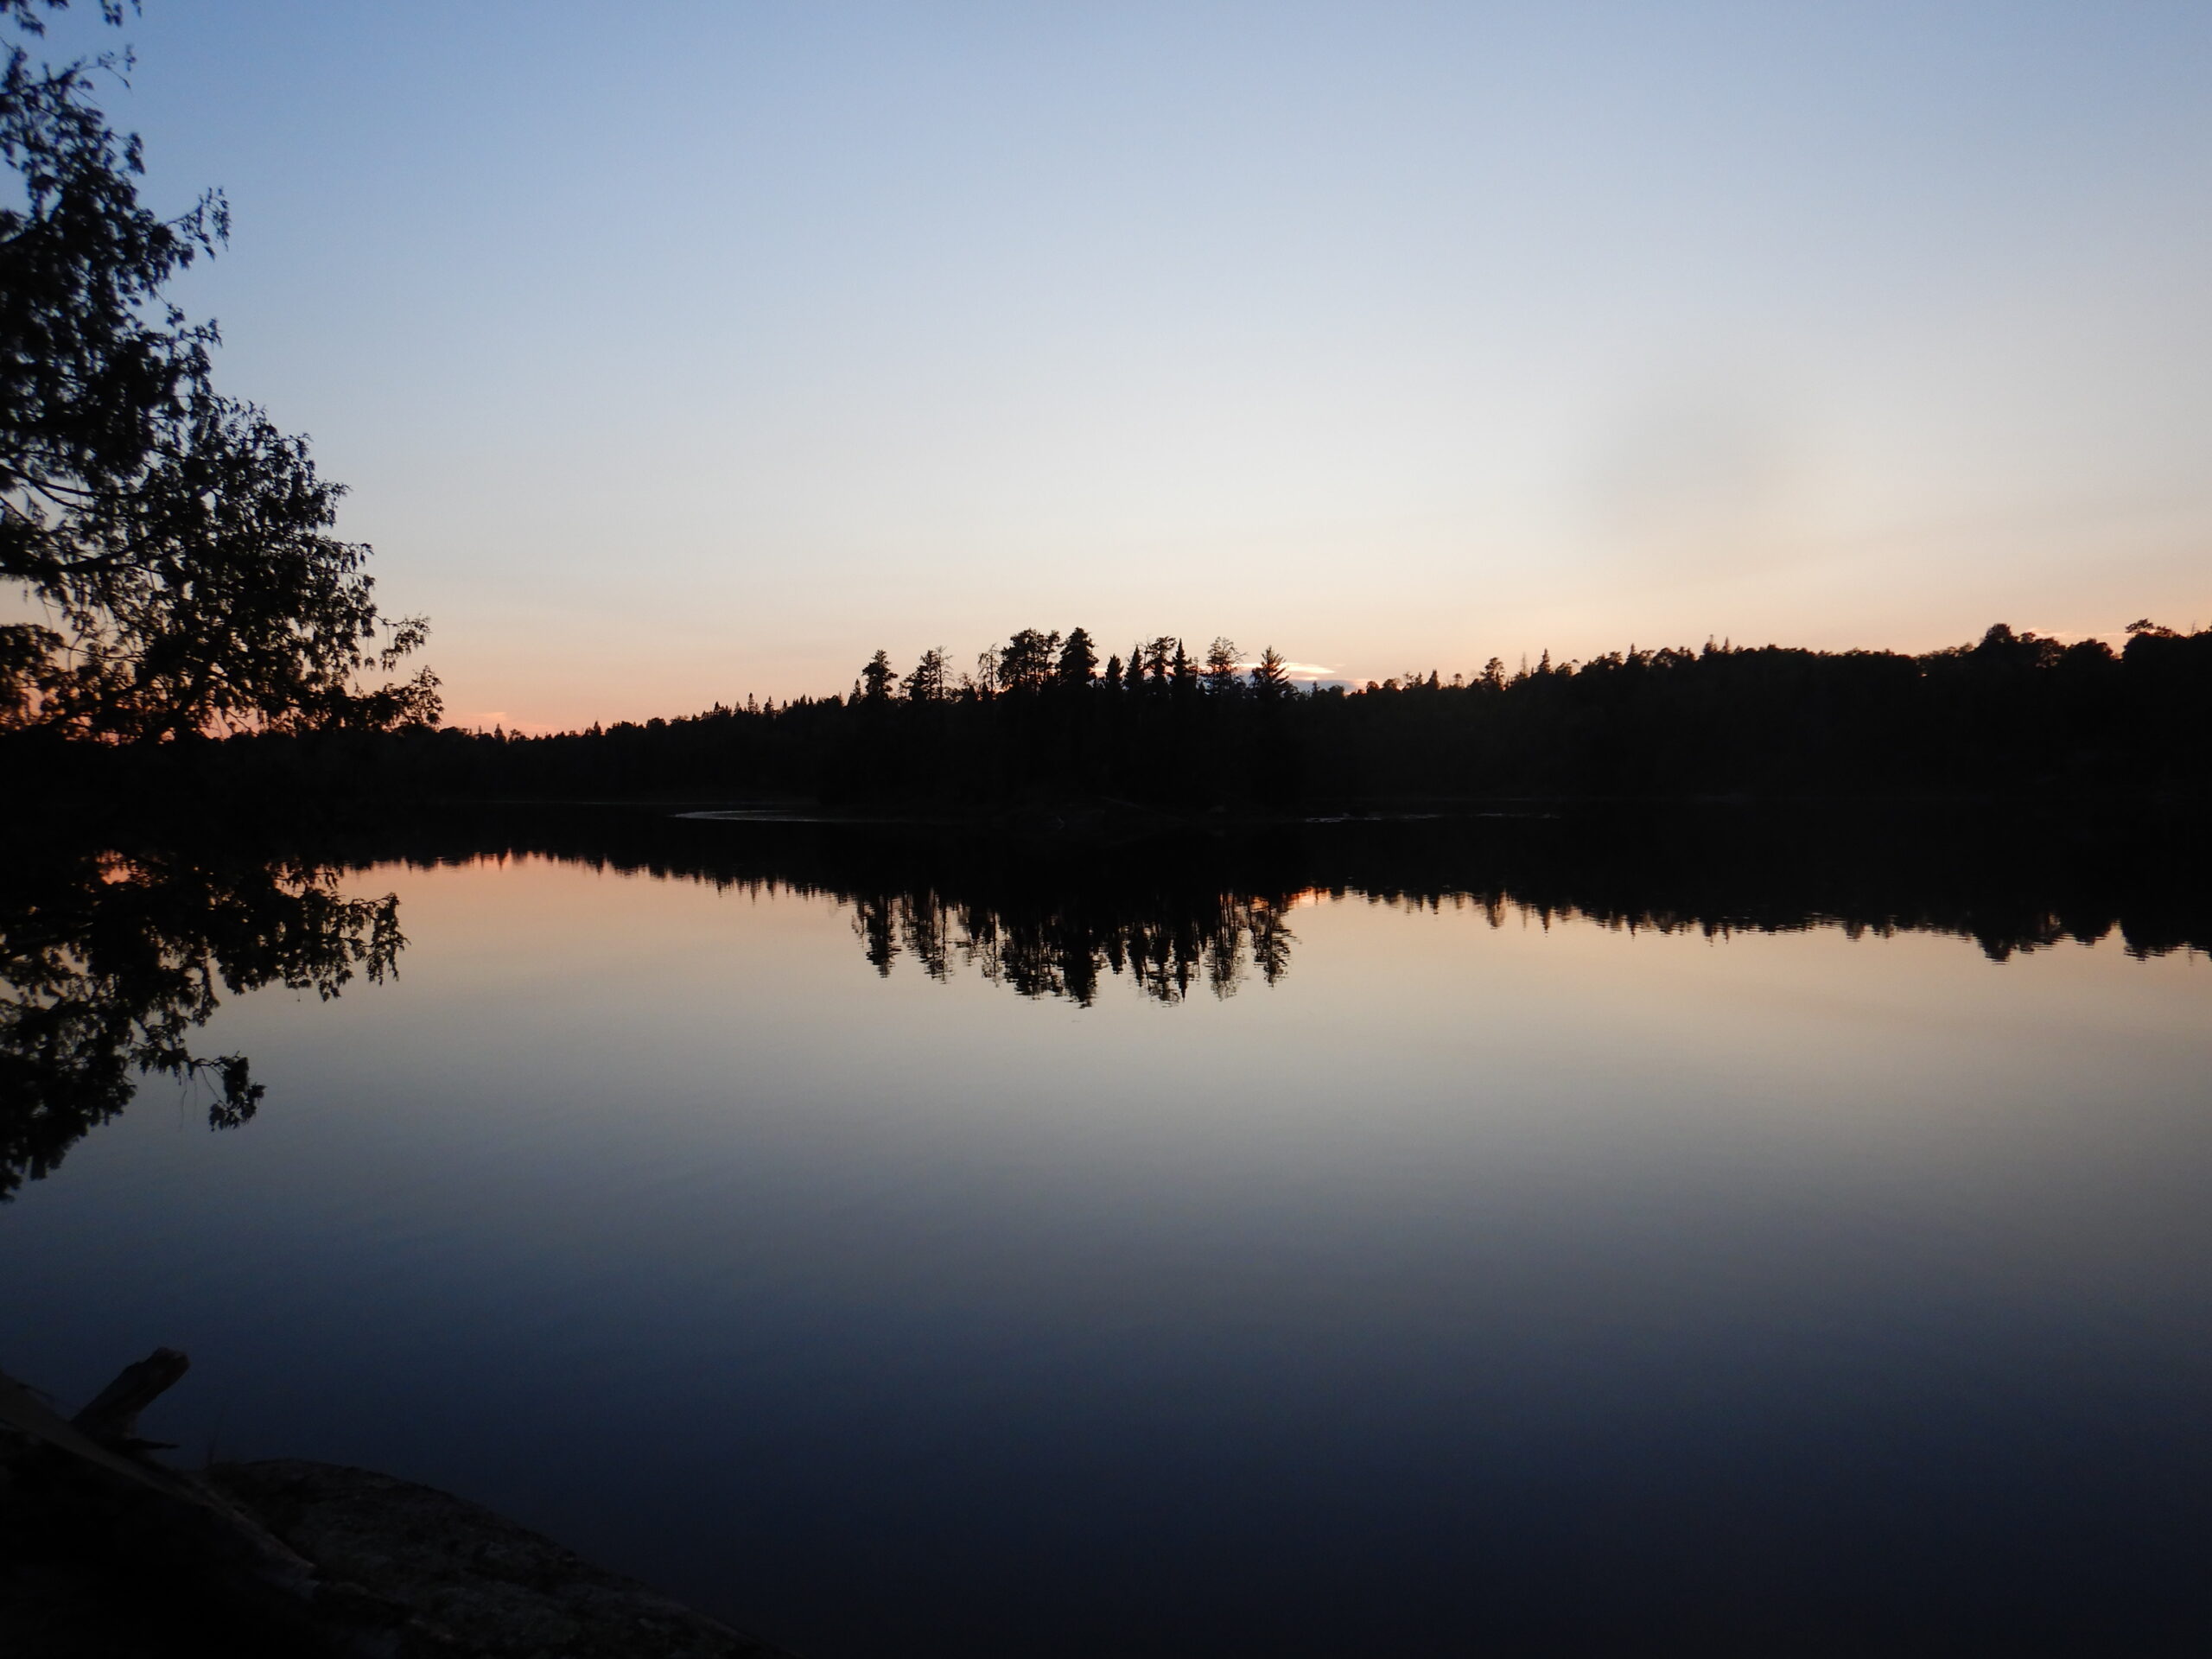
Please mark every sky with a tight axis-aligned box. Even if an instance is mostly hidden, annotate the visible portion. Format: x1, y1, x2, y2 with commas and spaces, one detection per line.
32, 1, 2212, 728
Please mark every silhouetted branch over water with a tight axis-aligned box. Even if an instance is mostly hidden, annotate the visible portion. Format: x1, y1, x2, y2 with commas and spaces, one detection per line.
0, 1, 439, 743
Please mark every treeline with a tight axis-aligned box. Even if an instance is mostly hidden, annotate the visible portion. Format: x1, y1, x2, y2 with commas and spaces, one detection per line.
12, 620, 2212, 809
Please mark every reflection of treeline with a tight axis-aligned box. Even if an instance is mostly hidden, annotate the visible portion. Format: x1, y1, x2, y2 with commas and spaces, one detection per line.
1323, 816, 2212, 963
847, 887, 1294, 1005
351, 798, 2212, 966
5, 804, 2203, 1195
0, 846, 401, 1198
16, 620, 2212, 808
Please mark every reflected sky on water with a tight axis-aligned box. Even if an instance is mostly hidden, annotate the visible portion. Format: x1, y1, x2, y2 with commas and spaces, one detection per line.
3, 814, 2209, 1656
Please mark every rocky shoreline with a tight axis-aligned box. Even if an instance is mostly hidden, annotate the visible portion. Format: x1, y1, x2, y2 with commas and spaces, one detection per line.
1, 1351, 792, 1657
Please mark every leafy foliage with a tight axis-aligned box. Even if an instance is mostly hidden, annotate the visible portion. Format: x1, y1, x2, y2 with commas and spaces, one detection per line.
0, 1, 436, 738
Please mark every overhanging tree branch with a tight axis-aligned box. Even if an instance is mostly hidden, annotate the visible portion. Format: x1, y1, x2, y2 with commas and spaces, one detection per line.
0, 3, 435, 740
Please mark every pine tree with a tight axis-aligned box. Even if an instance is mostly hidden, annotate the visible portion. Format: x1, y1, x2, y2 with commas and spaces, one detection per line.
1057, 626, 1098, 687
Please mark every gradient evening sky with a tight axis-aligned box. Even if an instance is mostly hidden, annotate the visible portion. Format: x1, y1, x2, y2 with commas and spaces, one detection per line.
47, 1, 2212, 728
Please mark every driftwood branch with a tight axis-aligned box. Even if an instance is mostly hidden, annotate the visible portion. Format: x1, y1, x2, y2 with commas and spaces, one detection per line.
1, 1348, 340, 1649
5, 1346, 794, 1656
72, 1344, 191, 1447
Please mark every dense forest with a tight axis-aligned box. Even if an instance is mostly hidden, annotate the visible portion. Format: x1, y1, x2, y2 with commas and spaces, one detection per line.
0, 42, 2202, 825
16, 618, 2211, 810
3, 2, 2206, 820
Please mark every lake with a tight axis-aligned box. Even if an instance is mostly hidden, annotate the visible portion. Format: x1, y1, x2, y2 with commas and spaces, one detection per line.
5, 807, 2209, 1655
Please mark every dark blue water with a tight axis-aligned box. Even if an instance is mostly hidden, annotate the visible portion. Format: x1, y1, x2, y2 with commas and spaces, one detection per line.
5, 819, 2209, 1654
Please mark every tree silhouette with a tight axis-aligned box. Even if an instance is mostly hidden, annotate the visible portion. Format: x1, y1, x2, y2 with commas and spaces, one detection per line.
997, 629, 1059, 696
1141, 636, 1173, 689
1057, 627, 1098, 688
1204, 637, 1243, 696
903, 646, 947, 703
1169, 639, 1194, 700
0, 1, 436, 739
859, 649, 895, 704
71, 615, 2207, 812
1250, 646, 1292, 700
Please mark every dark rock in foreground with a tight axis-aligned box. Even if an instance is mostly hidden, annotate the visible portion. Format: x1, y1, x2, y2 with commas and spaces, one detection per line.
2, 1351, 795, 1658
205, 1459, 791, 1659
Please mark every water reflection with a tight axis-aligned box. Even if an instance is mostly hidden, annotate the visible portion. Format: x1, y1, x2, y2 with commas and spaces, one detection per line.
0, 847, 402, 1198
849, 887, 1295, 1004
3, 807, 2209, 1655
3, 804, 2205, 1192
394, 801, 2209, 976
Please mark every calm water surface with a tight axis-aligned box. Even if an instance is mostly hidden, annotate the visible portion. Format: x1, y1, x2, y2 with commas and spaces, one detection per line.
4, 815, 2209, 1655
